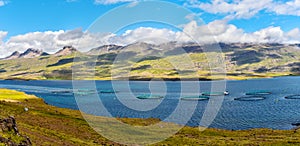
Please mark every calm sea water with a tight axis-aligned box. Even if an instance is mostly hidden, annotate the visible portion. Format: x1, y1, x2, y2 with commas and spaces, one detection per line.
0, 76, 300, 130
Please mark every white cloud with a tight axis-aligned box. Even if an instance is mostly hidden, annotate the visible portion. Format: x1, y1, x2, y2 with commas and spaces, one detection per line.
187, 0, 272, 19
253, 26, 285, 43
178, 20, 300, 44
0, 29, 114, 57
186, 0, 300, 19
94, 0, 136, 5
286, 28, 300, 43
109, 27, 178, 45
269, 0, 300, 16
0, 0, 7, 6
1, 21, 300, 58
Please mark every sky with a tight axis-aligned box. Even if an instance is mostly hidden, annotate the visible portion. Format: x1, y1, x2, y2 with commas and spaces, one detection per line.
0, 0, 300, 57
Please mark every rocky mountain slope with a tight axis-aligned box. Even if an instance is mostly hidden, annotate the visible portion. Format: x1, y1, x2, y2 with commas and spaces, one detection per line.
54, 46, 78, 56
4, 48, 49, 60
4, 51, 21, 60
0, 42, 299, 80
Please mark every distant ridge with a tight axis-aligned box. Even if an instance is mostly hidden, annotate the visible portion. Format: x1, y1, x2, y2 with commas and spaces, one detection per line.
87, 44, 123, 55
0, 42, 299, 80
19, 48, 49, 58
2, 42, 300, 60
3, 48, 49, 60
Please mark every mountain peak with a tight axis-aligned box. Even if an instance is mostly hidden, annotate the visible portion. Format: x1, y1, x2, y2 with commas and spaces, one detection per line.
4, 51, 21, 60
19, 48, 48, 58
54, 46, 78, 56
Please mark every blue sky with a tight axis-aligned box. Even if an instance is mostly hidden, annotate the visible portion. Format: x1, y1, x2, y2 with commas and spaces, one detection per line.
0, 0, 300, 57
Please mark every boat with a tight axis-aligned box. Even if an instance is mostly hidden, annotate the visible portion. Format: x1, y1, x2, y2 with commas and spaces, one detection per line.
136, 94, 163, 99
224, 91, 229, 95
201, 91, 229, 96
180, 95, 209, 101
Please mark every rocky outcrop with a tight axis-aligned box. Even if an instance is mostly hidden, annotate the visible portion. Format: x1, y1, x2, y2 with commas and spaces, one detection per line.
4, 51, 21, 60
0, 116, 31, 146
54, 46, 78, 56
87, 44, 123, 55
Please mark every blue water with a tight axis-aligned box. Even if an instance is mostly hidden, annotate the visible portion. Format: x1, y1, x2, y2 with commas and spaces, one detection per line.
0, 76, 300, 130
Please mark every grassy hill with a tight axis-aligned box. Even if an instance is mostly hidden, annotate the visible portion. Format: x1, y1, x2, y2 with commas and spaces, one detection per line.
0, 43, 299, 80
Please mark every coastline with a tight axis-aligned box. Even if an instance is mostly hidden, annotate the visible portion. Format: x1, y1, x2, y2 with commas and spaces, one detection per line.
1, 73, 299, 81
1, 89, 300, 145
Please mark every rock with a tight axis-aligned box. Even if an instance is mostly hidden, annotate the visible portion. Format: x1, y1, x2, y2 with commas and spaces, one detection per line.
54, 46, 78, 56
292, 123, 300, 126
0, 116, 32, 146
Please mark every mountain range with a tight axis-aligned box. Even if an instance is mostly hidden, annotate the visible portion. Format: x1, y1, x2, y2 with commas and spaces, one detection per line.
0, 42, 299, 80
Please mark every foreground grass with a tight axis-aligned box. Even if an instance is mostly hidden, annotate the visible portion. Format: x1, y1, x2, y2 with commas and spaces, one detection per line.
0, 88, 37, 102
1, 89, 300, 145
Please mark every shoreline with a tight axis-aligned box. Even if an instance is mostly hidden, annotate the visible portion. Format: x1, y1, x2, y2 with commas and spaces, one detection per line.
1, 74, 299, 81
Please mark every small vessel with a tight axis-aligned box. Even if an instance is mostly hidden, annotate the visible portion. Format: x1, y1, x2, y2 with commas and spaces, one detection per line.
201, 91, 229, 96
136, 94, 163, 99
224, 91, 229, 95
180, 95, 209, 101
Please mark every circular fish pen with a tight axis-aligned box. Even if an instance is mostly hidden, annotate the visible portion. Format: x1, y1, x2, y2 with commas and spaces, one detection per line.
285, 94, 300, 99
180, 95, 209, 101
99, 90, 118, 94
234, 96, 266, 101
245, 90, 271, 95
136, 94, 164, 99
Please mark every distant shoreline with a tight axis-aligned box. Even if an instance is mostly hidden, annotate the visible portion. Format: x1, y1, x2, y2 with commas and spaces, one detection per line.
1, 74, 299, 81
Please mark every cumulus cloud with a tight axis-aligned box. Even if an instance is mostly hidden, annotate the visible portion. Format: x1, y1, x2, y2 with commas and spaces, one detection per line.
109, 27, 178, 45
94, 0, 136, 5
0, 29, 114, 57
1, 21, 300, 58
178, 20, 300, 44
286, 28, 300, 43
269, 0, 300, 16
186, 0, 300, 19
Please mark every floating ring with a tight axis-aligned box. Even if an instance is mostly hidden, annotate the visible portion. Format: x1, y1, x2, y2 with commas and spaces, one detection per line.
234, 96, 266, 101
285, 95, 300, 99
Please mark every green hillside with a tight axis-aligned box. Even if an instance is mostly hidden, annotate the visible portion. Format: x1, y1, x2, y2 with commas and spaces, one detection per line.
0, 43, 299, 80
